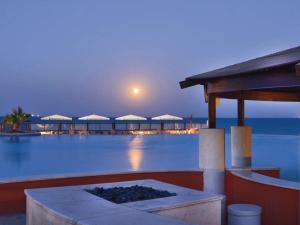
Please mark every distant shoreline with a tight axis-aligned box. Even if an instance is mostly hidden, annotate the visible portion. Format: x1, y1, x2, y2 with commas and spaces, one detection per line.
0, 132, 41, 137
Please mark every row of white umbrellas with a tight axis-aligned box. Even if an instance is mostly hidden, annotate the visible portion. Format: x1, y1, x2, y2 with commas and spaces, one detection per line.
40, 114, 183, 121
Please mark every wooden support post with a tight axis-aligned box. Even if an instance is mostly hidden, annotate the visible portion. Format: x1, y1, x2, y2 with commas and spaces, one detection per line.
237, 99, 245, 126
208, 94, 216, 128
296, 63, 300, 76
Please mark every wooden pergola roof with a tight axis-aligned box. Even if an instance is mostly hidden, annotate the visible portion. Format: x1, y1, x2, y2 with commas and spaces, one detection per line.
179, 46, 300, 128
180, 46, 300, 102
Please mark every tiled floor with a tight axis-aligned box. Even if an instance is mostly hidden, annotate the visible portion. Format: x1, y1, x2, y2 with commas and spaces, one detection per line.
0, 214, 26, 225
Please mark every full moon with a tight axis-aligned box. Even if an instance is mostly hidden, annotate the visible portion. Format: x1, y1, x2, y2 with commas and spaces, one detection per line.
133, 88, 140, 95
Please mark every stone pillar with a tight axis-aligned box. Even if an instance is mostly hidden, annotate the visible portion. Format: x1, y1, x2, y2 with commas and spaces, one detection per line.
199, 128, 225, 194
231, 126, 252, 168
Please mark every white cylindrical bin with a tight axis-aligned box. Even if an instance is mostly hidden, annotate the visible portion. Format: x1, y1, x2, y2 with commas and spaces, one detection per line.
231, 126, 252, 168
228, 204, 262, 225
199, 128, 225, 194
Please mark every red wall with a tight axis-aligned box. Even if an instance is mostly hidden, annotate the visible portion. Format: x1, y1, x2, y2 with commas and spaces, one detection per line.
0, 168, 297, 225
225, 171, 299, 225
252, 169, 280, 178
0, 171, 203, 215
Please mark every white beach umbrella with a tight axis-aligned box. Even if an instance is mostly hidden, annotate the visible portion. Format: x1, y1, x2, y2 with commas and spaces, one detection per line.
41, 114, 72, 120
151, 114, 183, 120
115, 114, 147, 120
78, 114, 110, 120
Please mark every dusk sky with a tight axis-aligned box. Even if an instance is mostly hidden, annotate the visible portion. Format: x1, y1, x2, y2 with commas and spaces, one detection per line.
1, 0, 300, 117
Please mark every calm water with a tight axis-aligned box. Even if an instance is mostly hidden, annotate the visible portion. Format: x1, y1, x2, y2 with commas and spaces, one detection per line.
0, 119, 299, 181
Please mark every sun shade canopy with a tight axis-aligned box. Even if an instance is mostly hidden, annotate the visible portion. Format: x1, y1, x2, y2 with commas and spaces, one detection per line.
115, 115, 147, 120
152, 114, 183, 120
41, 114, 72, 120
78, 114, 110, 120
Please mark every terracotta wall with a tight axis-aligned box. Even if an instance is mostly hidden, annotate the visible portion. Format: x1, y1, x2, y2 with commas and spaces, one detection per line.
252, 169, 280, 178
0, 170, 203, 215
1, 167, 296, 225
225, 171, 299, 225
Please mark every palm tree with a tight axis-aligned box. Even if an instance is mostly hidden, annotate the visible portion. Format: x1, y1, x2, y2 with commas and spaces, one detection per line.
4, 106, 31, 132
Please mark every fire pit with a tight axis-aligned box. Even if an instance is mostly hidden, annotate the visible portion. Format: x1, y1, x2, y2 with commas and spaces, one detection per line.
25, 179, 225, 225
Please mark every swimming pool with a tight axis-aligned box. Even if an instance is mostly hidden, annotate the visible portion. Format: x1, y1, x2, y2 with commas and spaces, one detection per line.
0, 134, 298, 181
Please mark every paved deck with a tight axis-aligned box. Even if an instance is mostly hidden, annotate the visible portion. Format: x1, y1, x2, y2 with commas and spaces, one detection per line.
0, 214, 25, 225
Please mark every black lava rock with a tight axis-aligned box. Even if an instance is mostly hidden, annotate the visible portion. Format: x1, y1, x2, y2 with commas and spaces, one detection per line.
86, 185, 177, 204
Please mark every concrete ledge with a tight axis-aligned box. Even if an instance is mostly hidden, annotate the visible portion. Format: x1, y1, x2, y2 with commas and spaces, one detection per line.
226, 167, 280, 172
25, 180, 225, 225
231, 171, 300, 190
1, 167, 279, 184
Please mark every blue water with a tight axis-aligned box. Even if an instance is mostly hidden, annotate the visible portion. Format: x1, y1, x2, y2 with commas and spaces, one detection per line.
0, 119, 299, 181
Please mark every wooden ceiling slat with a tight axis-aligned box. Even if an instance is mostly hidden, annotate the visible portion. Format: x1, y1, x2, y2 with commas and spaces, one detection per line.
216, 91, 300, 102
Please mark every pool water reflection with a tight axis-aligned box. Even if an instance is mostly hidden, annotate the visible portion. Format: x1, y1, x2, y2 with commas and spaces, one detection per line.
0, 134, 298, 181
128, 136, 143, 171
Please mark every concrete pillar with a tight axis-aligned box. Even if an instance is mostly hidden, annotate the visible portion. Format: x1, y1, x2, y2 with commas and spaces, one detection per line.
199, 128, 225, 194
231, 126, 252, 168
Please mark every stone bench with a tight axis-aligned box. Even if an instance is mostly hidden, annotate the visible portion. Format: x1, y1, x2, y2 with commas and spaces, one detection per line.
25, 179, 225, 225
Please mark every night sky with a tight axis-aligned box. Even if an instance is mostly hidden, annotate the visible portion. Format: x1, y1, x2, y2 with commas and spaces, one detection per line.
1, 0, 299, 117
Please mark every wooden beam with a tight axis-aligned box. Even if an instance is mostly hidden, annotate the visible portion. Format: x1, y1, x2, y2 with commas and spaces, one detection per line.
206, 69, 300, 95
216, 90, 300, 102
237, 99, 245, 126
204, 84, 208, 103
180, 79, 201, 89
208, 94, 216, 128
296, 63, 300, 76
